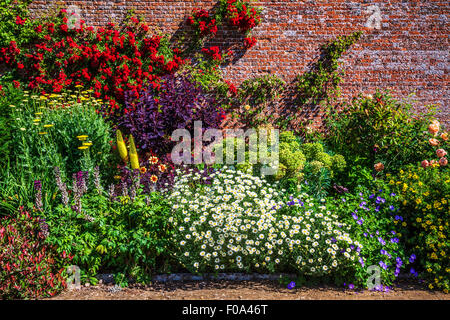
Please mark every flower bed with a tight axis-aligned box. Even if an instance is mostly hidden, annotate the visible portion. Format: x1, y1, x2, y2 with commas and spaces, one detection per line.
0, 1, 448, 299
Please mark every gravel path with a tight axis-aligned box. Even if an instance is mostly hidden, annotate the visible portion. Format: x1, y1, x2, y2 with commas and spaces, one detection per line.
48, 279, 449, 300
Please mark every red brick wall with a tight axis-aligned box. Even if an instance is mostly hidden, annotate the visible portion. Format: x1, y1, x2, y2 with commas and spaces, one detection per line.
29, 0, 449, 124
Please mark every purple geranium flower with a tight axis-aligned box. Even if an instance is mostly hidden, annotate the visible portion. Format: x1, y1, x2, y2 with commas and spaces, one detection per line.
287, 281, 296, 290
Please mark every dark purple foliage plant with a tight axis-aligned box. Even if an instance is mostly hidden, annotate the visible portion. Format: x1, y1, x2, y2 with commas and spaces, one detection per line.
120, 72, 225, 159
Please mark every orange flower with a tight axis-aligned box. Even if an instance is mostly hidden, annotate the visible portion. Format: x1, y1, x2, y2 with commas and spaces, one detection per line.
158, 164, 167, 172
439, 157, 448, 167
374, 162, 384, 172
441, 132, 448, 141
150, 175, 158, 183
149, 156, 159, 165
429, 138, 439, 146
428, 120, 440, 136
140, 167, 147, 174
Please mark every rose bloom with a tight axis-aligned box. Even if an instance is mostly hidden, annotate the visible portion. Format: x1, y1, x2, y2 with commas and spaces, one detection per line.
436, 149, 447, 158
428, 120, 440, 136
439, 157, 448, 167
441, 132, 448, 141
421, 160, 430, 168
429, 138, 439, 146
374, 162, 384, 172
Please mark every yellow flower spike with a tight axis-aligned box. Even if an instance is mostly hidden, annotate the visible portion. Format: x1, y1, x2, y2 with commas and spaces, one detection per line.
38, 132, 47, 135
43, 124, 54, 128
32, 119, 41, 122
78, 146, 89, 150
116, 130, 128, 162
83, 142, 93, 147
129, 134, 140, 170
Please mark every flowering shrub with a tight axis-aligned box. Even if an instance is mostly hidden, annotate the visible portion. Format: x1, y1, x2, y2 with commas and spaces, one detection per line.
276, 194, 360, 280
325, 91, 437, 172
1, 10, 184, 115
388, 166, 449, 292
220, 0, 261, 33
0, 208, 69, 299
332, 188, 409, 289
168, 166, 285, 273
186, 8, 218, 38
168, 167, 359, 281
120, 73, 224, 157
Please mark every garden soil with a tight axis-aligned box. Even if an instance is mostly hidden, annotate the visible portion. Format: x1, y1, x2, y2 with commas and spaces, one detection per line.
48, 279, 449, 300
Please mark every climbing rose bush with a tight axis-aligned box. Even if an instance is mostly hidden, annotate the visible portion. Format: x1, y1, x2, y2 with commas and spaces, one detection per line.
1, 10, 184, 115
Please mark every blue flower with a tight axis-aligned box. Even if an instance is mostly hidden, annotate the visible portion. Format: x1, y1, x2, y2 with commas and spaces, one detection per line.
287, 281, 296, 290
379, 261, 387, 270
409, 254, 416, 263
390, 193, 396, 197
369, 194, 375, 199
390, 238, 399, 243
389, 205, 395, 211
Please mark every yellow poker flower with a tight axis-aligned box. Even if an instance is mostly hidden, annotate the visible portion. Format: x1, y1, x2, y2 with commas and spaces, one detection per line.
38, 132, 47, 135
129, 134, 140, 170
33, 118, 41, 122
83, 142, 93, 147
116, 130, 128, 162
43, 124, 54, 128
78, 146, 89, 150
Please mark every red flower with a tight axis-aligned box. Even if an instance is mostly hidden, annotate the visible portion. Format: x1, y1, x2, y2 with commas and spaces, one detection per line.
13, 80, 20, 88
243, 37, 257, 49
16, 16, 26, 25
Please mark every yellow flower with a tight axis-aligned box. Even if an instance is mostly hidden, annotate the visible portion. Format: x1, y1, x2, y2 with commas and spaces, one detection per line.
402, 222, 407, 227
78, 146, 89, 150
416, 198, 422, 205
116, 130, 128, 162
82, 142, 93, 146
32, 119, 41, 122
35, 112, 43, 116
114, 175, 121, 180
77, 135, 88, 141
38, 132, 47, 135
43, 124, 54, 128
416, 217, 422, 223
75, 85, 83, 88
129, 134, 140, 170
428, 284, 434, 290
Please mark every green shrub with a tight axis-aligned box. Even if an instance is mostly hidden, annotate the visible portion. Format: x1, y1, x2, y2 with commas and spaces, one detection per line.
44, 174, 175, 286
387, 165, 449, 292
324, 90, 438, 172
331, 187, 409, 289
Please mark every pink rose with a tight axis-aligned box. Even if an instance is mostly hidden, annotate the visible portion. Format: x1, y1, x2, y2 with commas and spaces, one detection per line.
421, 160, 430, 168
441, 132, 448, 141
439, 157, 448, 167
436, 149, 447, 158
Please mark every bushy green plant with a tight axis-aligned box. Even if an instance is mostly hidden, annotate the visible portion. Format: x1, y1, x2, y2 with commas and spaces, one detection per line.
43, 173, 175, 286
0, 0, 37, 47
2, 91, 113, 212
331, 187, 409, 289
387, 165, 449, 292
324, 90, 438, 172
